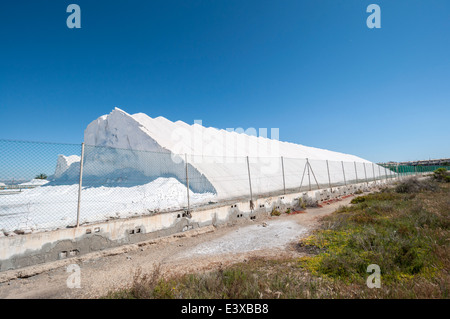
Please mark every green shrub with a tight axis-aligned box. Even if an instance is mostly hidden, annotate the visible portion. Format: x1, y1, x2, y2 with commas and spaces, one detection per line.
271, 208, 281, 216
299, 182, 450, 283
105, 182, 450, 299
298, 198, 306, 209
351, 196, 366, 204
433, 168, 450, 183
395, 177, 437, 193
152, 280, 175, 299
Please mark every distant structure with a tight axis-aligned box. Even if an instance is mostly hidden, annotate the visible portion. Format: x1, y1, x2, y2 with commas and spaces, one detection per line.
379, 158, 450, 167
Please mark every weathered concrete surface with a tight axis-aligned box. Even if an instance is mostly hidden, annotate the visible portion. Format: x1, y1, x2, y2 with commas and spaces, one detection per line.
0, 225, 216, 284
0, 181, 388, 272
0, 194, 360, 299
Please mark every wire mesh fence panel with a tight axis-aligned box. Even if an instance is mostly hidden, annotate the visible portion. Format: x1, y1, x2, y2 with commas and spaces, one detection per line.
374, 163, 383, 182
308, 159, 337, 190
341, 161, 356, 184
375, 163, 383, 182
362, 162, 369, 184
327, 160, 347, 188
247, 156, 284, 198
382, 165, 391, 181
0, 140, 81, 232
393, 166, 401, 178
3, 139, 449, 234
399, 166, 404, 177
187, 154, 252, 203
76, 145, 209, 226
389, 165, 398, 179
376, 164, 389, 182
431, 165, 450, 173
387, 165, 396, 178
391, 165, 450, 176
354, 162, 367, 184
283, 157, 308, 192
366, 163, 377, 182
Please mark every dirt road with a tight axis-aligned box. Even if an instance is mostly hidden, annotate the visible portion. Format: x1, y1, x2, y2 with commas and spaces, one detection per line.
0, 196, 354, 299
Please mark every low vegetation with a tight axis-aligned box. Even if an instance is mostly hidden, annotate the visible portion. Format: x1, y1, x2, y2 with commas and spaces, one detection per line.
300, 178, 448, 288
105, 177, 449, 299
270, 208, 281, 216
433, 167, 450, 183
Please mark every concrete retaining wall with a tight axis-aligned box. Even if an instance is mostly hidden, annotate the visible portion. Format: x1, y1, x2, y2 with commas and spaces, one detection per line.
0, 181, 387, 272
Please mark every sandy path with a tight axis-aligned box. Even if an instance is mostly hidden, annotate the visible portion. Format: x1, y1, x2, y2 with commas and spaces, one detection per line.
0, 196, 354, 299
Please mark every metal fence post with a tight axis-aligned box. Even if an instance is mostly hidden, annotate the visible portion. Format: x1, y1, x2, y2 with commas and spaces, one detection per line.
298, 160, 307, 192
281, 156, 286, 195
185, 154, 190, 212
372, 163, 376, 184
308, 161, 320, 190
326, 160, 332, 192
307, 158, 311, 191
76, 142, 85, 228
341, 161, 347, 186
247, 156, 254, 210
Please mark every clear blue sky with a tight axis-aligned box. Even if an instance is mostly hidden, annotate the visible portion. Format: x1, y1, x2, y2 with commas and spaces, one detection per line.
0, 0, 449, 163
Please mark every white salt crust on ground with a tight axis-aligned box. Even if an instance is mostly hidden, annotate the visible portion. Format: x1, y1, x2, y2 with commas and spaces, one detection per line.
181, 220, 307, 256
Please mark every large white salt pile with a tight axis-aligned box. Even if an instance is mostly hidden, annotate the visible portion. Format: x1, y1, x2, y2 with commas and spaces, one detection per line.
53, 155, 80, 179
64, 108, 385, 199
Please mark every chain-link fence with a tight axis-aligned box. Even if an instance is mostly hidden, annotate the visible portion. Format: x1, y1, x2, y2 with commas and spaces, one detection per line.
0, 139, 82, 232
2, 139, 443, 234
380, 163, 450, 177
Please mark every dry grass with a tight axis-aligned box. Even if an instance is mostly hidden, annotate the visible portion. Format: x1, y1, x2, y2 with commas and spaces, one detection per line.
104, 179, 449, 299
